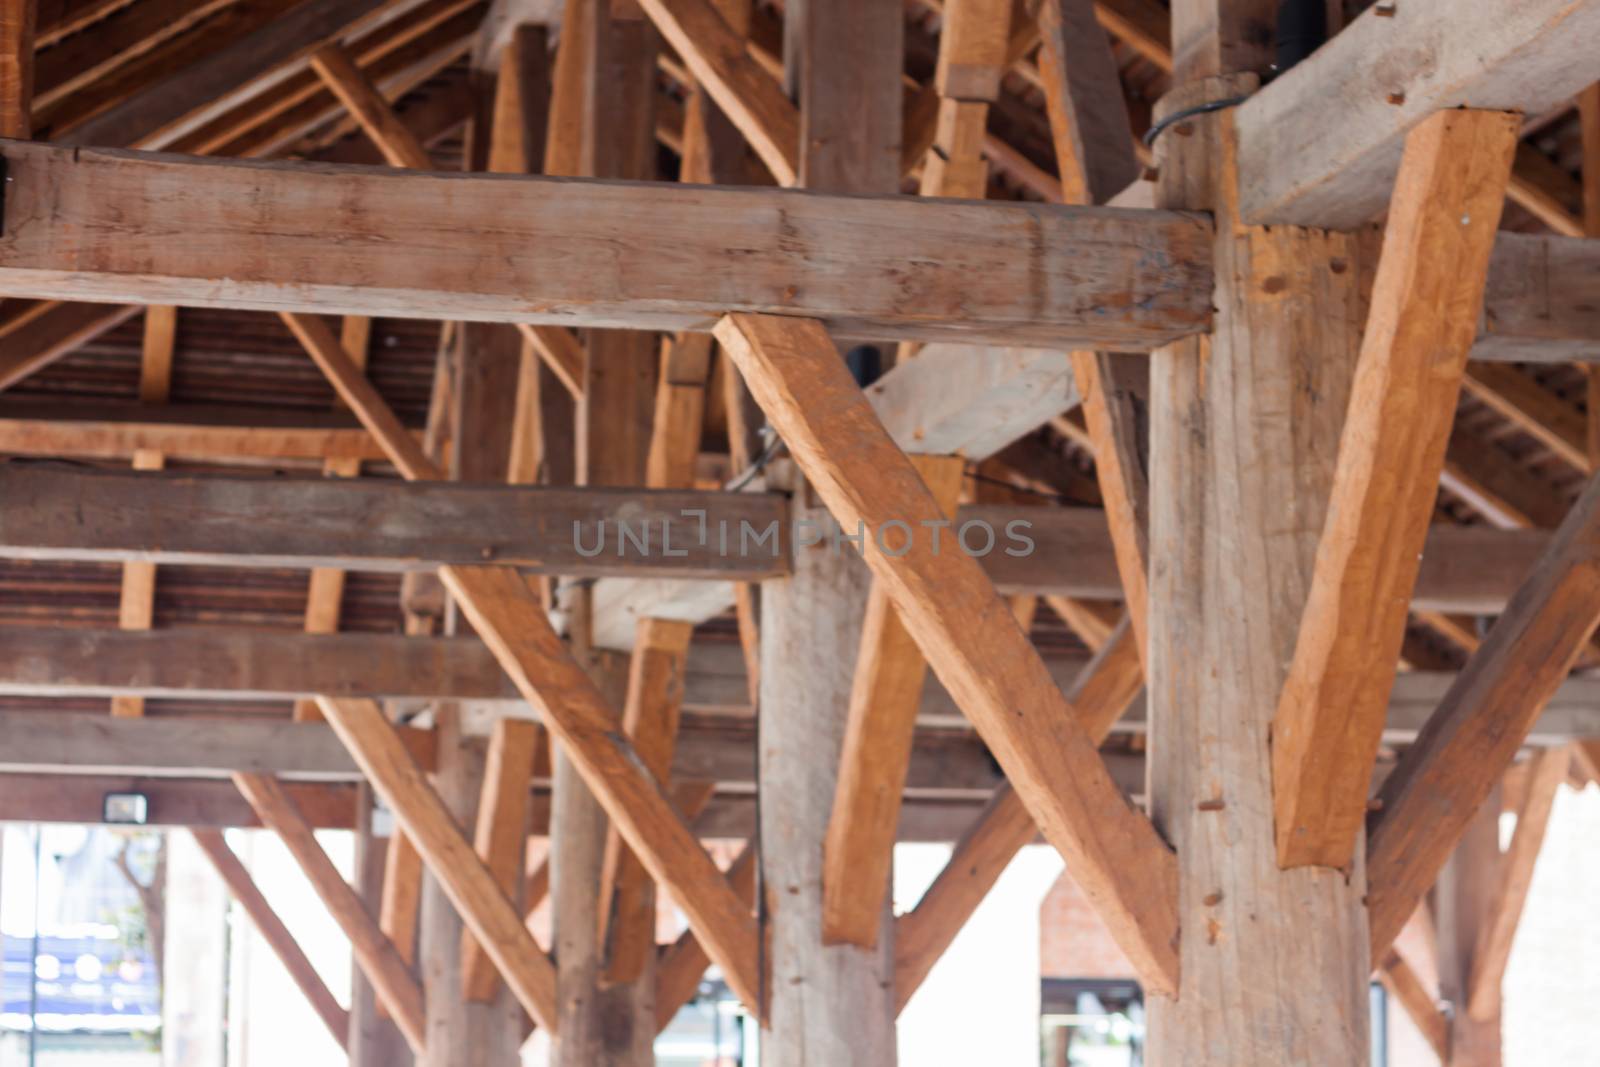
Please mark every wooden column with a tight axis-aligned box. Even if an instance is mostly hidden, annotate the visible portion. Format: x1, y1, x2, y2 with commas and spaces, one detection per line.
1437, 793, 1504, 1067
349, 787, 413, 1067
757, 1, 902, 1063
1143, 75, 1371, 1063
549, 3, 661, 1062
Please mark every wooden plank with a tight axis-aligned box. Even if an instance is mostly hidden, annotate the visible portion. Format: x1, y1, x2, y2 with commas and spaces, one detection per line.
1234, 0, 1600, 227
190, 827, 351, 1049
1465, 747, 1570, 1019
1367, 470, 1600, 958
436, 563, 765, 1016
56, 0, 407, 148
1462, 363, 1589, 472
634, 0, 798, 185
1271, 110, 1518, 869
0, 141, 1215, 350
788, 0, 898, 194
380, 828, 423, 971
0, 0, 34, 137
714, 311, 1179, 994
1475, 232, 1600, 365
0, 303, 141, 392
596, 618, 694, 985
1034, 0, 1141, 207
868, 344, 1080, 460
310, 42, 435, 168
821, 454, 965, 949
232, 771, 428, 1053
0, 400, 403, 462
893, 614, 1143, 1012
315, 696, 560, 1032
460, 718, 539, 1000
0, 462, 787, 579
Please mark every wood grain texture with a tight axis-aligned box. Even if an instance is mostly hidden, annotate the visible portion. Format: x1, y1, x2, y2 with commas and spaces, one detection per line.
0, 141, 1215, 350
460, 718, 539, 1001
55, 0, 403, 148
821, 454, 965, 949
893, 614, 1142, 1012
1143, 76, 1370, 1063
1234, 0, 1600, 227
1368, 470, 1600, 958
437, 564, 764, 1016
715, 311, 1179, 994
232, 771, 428, 1053
309, 43, 433, 169
635, 0, 797, 184
314, 695, 559, 1032
1464, 748, 1569, 1020
0, 0, 34, 137
191, 828, 351, 1049
1270, 110, 1518, 869
1034, 0, 1140, 206
597, 617, 694, 986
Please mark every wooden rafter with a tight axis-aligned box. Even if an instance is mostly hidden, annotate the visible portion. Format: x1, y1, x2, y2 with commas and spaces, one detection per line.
190, 828, 351, 1049
1368, 469, 1600, 957
460, 718, 540, 1000
231, 771, 428, 1053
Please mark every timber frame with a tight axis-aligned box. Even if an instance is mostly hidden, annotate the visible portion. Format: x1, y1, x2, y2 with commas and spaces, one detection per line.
1, 0, 1599, 1063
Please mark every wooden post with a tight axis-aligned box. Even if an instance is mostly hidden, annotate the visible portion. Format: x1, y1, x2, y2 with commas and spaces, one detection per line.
757, 1, 902, 1063
1437, 792, 1504, 1067
549, 3, 661, 1061
348, 787, 413, 1067
1143, 74, 1371, 1063
0, 0, 34, 139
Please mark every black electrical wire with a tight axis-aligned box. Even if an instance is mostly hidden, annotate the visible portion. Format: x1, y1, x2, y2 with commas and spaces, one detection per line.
1142, 95, 1252, 148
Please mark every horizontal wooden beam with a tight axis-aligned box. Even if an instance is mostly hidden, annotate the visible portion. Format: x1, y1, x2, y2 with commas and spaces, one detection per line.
10, 630, 1600, 745
1235, 0, 1600, 227
0, 400, 403, 463
0, 141, 1213, 349
0, 770, 1070, 840
0, 464, 787, 580
1477, 234, 1600, 364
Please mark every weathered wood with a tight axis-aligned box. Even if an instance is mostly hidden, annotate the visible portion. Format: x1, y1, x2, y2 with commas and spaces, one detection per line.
635, 0, 797, 184
1368, 469, 1600, 958
0, 463, 787, 578
460, 719, 539, 1000
0, 141, 1214, 349
310, 42, 435, 169
1034, 0, 1141, 206
1234, 0, 1600, 226
868, 345, 1080, 460
821, 454, 964, 949
315, 695, 559, 1032
1271, 110, 1518, 869
232, 771, 429, 1053
1436, 795, 1503, 1067
596, 618, 694, 986
1144, 75, 1370, 1063
715, 311, 1180, 994
0, 302, 141, 391
0, 0, 34, 138
0, 400, 402, 462
56, 0, 406, 148
893, 615, 1142, 1012
437, 564, 765, 1015
1462, 363, 1589, 472
190, 827, 351, 1049
1465, 748, 1570, 1020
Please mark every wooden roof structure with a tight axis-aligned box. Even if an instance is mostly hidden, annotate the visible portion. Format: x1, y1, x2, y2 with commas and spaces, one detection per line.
0, 0, 1598, 1061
